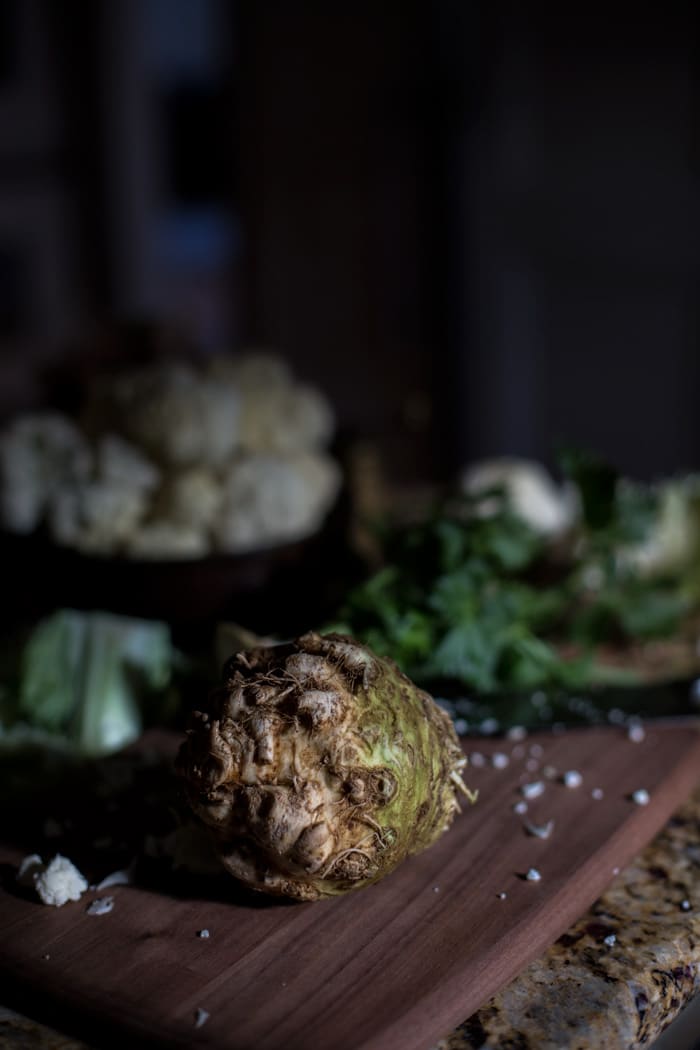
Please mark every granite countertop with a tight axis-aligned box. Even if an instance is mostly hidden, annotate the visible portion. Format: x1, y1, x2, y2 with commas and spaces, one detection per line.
4, 789, 700, 1050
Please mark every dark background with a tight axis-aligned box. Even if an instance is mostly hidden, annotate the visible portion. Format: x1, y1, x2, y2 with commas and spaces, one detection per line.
0, 0, 698, 483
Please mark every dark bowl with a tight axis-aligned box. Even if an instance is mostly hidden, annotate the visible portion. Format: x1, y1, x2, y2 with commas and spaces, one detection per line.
0, 504, 361, 640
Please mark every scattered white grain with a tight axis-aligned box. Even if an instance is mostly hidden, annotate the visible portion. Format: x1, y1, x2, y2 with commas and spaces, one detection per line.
525, 868, 542, 882
454, 718, 469, 736
525, 820, 554, 840
591, 788, 604, 801
194, 1008, 210, 1029
480, 718, 500, 735
543, 765, 558, 779
497, 892, 507, 900
603, 934, 616, 947
631, 789, 650, 806
197, 929, 210, 938
563, 770, 583, 789
469, 752, 486, 768
42, 954, 50, 960
681, 900, 692, 912
506, 726, 527, 741
612, 867, 620, 876
529, 743, 544, 758
628, 725, 646, 743
521, 781, 545, 800
491, 752, 510, 770
86, 896, 114, 916
513, 800, 529, 815
525, 758, 540, 773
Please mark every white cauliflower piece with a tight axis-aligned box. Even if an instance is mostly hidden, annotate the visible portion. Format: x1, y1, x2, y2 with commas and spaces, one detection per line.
620, 476, 700, 577
0, 413, 92, 533
96, 434, 161, 492
33, 854, 88, 907
214, 451, 341, 553
125, 519, 210, 560
158, 467, 223, 530
103, 364, 241, 468
49, 482, 150, 555
207, 351, 292, 390
461, 457, 575, 536
239, 384, 335, 453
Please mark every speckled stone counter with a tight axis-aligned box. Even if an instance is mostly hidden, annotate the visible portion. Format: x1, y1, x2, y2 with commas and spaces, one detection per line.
4, 788, 700, 1050
437, 785, 700, 1050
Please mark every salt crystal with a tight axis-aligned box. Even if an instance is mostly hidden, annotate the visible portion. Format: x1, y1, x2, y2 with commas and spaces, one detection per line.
86, 896, 114, 916
525, 868, 542, 882
506, 726, 527, 741
491, 752, 509, 769
563, 770, 583, 789
194, 1009, 210, 1029
513, 800, 528, 815
681, 900, 692, 912
480, 718, 500, 735
632, 789, 650, 806
529, 743, 544, 758
543, 765, 558, 779
591, 788, 604, 801
525, 820, 554, 840
627, 725, 646, 743
497, 892, 507, 900
198, 929, 210, 938
470, 752, 486, 768
521, 781, 545, 800
603, 934, 616, 947
525, 758, 539, 773
454, 718, 469, 736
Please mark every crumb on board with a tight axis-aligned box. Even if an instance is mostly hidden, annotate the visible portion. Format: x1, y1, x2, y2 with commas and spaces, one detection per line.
525, 820, 554, 840
86, 896, 114, 916
521, 781, 545, 800
194, 1008, 210, 1029
631, 789, 650, 806
563, 770, 583, 789
525, 868, 542, 882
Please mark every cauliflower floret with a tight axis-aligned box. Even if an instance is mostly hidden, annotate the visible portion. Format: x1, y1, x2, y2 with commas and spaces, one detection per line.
100, 364, 241, 468
157, 467, 223, 530
96, 434, 161, 491
125, 520, 210, 560
239, 385, 334, 453
32, 854, 88, 907
0, 413, 92, 533
461, 458, 575, 537
214, 451, 341, 553
49, 482, 150, 555
620, 476, 700, 577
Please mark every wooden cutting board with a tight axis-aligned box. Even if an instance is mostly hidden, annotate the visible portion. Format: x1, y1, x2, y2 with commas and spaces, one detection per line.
2, 724, 700, 1050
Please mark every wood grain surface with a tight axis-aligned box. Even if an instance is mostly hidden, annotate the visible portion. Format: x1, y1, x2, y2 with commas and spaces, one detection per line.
2, 724, 700, 1050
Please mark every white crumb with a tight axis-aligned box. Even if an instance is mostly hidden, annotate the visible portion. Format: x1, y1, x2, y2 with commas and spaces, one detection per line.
603, 934, 616, 947
469, 752, 486, 768
86, 896, 114, 916
525, 820, 554, 840
198, 928, 211, 938
194, 1008, 210, 1029
591, 788, 604, 801
513, 800, 528, 815
632, 789, 650, 806
525, 868, 542, 882
563, 770, 583, 789
521, 781, 545, 800
627, 725, 646, 743
34, 855, 88, 907
543, 765, 558, 779
491, 752, 509, 769
506, 726, 527, 741
497, 892, 507, 900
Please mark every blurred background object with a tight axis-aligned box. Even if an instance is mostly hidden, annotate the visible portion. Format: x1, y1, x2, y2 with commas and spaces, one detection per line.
0, 2, 698, 604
